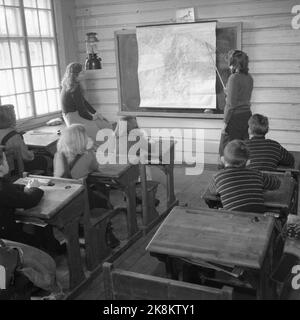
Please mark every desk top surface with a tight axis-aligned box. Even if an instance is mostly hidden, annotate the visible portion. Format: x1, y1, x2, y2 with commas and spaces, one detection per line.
278, 151, 300, 172
203, 171, 296, 209
264, 173, 296, 208
23, 125, 63, 147
15, 177, 84, 220
146, 206, 275, 269
90, 163, 134, 179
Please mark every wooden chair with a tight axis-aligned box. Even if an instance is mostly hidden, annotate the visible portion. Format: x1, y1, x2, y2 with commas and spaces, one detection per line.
5, 146, 24, 180
103, 262, 233, 300
18, 174, 115, 272
49, 176, 117, 271
80, 179, 117, 271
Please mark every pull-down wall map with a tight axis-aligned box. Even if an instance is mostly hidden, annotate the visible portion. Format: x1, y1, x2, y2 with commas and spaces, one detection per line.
136, 22, 217, 109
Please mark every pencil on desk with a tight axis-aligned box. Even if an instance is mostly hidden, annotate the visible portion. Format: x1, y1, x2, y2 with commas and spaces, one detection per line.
29, 131, 57, 135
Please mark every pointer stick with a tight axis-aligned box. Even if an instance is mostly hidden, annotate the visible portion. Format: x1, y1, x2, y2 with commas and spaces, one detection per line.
205, 42, 226, 90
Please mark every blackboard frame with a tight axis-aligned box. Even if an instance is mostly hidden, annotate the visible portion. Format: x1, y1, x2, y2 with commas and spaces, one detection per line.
115, 21, 242, 119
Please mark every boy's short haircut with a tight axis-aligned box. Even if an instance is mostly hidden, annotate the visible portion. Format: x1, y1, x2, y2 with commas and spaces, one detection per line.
248, 114, 269, 136
224, 140, 249, 167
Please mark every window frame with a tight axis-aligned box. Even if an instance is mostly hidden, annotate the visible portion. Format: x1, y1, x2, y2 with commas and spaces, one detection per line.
0, 0, 61, 126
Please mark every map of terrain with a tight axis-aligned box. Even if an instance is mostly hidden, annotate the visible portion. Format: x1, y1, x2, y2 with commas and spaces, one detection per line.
137, 22, 217, 109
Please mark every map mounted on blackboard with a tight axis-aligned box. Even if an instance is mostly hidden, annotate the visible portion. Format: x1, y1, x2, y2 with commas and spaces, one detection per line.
115, 22, 242, 116
136, 22, 217, 109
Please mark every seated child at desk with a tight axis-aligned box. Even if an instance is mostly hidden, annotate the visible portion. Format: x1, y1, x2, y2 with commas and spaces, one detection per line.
54, 124, 99, 180
0, 150, 44, 245
209, 140, 281, 213
0, 105, 49, 175
54, 124, 111, 209
53, 124, 119, 248
0, 149, 65, 255
245, 114, 294, 172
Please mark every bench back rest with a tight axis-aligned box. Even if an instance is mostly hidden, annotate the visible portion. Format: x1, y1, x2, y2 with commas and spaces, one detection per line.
103, 262, 232, 300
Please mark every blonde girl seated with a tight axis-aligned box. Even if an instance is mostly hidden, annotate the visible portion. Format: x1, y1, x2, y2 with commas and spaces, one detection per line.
54, 124, 98, 180
53, 124, 119, 248
54, 124, 109, 209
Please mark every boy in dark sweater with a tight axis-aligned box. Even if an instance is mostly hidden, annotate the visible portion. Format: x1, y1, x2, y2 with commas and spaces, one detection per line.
245, 114, 294, 172
209, 140, 281, 213
0, 148, 44, 245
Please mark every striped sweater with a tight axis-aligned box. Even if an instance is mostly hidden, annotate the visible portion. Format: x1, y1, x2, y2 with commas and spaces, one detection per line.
245, 137, 294, 172
209, 167, 281, 212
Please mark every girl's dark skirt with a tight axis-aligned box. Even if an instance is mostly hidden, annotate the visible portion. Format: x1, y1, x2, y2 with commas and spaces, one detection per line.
219, 109, 252, 157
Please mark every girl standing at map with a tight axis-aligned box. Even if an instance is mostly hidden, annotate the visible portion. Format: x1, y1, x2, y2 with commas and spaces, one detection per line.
218, 50, 253, 166
61, 63, 113, 141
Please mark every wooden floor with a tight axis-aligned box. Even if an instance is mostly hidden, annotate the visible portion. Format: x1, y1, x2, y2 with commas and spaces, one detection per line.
61, 165, 300, 300
74, 165, 217, 300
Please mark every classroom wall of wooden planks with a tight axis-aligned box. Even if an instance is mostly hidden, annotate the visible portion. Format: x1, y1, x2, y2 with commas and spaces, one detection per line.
73, 0, 300, 164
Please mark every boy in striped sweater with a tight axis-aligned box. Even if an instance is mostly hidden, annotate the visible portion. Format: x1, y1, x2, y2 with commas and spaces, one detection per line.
245, 114, 294, 172
209, 140, 281, 213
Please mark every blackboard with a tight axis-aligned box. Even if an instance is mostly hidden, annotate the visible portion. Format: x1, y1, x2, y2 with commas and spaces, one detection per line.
115, 22, 242, 117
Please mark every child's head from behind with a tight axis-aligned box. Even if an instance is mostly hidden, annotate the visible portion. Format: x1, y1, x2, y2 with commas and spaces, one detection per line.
0, 105, 17, 129
224, 140, 249, 168
248, 114, 269, 137
57, 124, 88, 156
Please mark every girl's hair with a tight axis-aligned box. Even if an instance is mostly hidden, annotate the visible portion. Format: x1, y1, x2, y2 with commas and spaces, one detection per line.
248, 114, 269, 136
224, 140, 249, 167
57, 124, 88, 157
228, 50, 249, 74
0, 105, 17, 129
61, 62, 83, 92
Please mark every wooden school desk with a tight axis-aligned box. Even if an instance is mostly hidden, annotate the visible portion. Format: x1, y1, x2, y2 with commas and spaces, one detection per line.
139, 138, 179, 231
147, 138, 178, 211
202, 171, 296, 216
263, 172, 297, 214
23, 125, 63, 156
146, 206, 276, 299
87, 164, 140, 238
14, 176, 86, 290
277, 151, 300, 214
278, 151, 300, 174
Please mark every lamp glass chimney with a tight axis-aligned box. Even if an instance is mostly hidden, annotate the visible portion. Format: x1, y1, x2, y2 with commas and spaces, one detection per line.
86, 32, 99, 54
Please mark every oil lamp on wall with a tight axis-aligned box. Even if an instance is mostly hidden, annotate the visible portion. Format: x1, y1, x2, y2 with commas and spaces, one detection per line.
85, 32, 102, 70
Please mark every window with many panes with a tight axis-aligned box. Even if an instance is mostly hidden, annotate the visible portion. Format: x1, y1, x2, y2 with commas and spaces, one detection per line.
0, 0, 60, 120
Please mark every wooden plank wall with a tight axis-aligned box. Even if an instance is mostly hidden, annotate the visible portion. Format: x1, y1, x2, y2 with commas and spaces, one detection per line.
54, 0, 78, 74
74, 0, 300, 164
